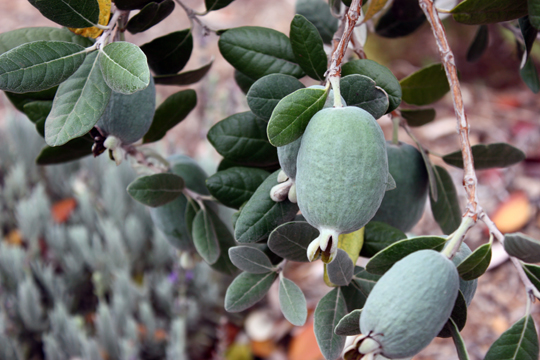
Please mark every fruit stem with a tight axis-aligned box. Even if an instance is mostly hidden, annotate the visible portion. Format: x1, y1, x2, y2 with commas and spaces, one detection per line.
329, 77, 343, 108
392, 116, 400, 145
442, 216, 475, 259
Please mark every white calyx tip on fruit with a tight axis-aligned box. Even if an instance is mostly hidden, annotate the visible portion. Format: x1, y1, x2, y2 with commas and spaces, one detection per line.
359, 337, 382, 355
306, 228, 340, 263
277, 169, 289, 183
288, 183, 297, 203
270, 179, 293, 202
103, 135, 121, 150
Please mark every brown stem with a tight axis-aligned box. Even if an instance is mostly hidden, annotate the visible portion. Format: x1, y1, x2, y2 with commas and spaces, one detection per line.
174, 0, 214, 36
419, 0, 478, 220
123, 144, 168, 173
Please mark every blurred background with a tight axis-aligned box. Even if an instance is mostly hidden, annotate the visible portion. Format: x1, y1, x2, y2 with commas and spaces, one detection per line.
0, 0, 539, 359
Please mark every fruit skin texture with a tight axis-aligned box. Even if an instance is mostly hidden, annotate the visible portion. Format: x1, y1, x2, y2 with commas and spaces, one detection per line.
150, 155, 210, 251
360, 250, 459, 359
449, 242, 478, 306
295, 106, 389, 261
371, 141, 428, 232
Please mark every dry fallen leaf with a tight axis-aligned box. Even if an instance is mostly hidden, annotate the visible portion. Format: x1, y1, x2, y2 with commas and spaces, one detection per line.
51, 197, 77, 223
288, 319, 324, 360
491, 192, 532, 233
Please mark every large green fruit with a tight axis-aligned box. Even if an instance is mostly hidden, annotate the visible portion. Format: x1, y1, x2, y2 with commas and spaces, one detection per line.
371, 141, 428, 232
450, 242, 478, 306
295, 106, 390, 263
359, 250, 459, 359
150, 155, 209, 251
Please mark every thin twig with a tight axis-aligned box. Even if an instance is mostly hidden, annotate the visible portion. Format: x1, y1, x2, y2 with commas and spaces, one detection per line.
91, 10, 123, 50
174, 0, 214, 36
419, 0, 479, 220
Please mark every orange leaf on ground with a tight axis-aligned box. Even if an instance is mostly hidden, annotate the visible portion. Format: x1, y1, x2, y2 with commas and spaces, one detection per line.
288, 319, 324, 360
491, 192, 532, 233
51, 197, 77, 223
5, 229, 23, 246
250, 339, 276, 358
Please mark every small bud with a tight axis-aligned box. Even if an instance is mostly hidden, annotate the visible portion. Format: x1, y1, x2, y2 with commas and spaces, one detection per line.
270, 180, 292, 202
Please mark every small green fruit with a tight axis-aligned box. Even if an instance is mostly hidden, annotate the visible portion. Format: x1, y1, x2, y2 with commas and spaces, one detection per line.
371, 141, 428, 232
296, 106, 390, 263
359, 250, 459, 359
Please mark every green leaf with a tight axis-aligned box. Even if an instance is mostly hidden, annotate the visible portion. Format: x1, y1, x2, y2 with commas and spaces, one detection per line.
340, 74, 389, 119
267, 88, 327, 147
218, 26, 305, 80
456, 243, 492, 280
289, 15, 327, 81
430, 165, 462, 235
0, 27, 93, 56
208, 208, 239, 275
278, 275, 308, 326
341, 267, 380, 311
185, 198, 199, 239
451, 0, 528, 25
296, 0, 338, 44
0, 41, 86, 93
126, 0, 175, 34
360, 221, 407, 258
530, 0, 540, 29
28, 0, 99, 28
23, 100, 52, 136
523, 264, 540, 292
448, 318, 471, 360
207, 111, 278, 166
484, 315, 539, 360
234, 171, 299, 243
326, 249, 354, 286
314, 288, 347, 360
503, 233, 540, 263
400, 108, 436, 127
44, 51, 111, 146
268, 221, 319, 262
206, 167, 270, 209
140, 29, 193, 75
36, 136, 93, 165
438, 291, 468, 338
99, 42, 150, 94
114, 0, 156, 10
246, 74, 305, 120
229, 246, 274, 273
442, 143, 526, 170
205, 0, 235, 11
520, 57, 540, 94
5, 87, 57, 112
224, 272, 278, 312
400, 63, 450, 106
365, 236, 447, 275
334, 309, 362, 336
192, 209, 220, 264
467, 25, 489, 62
520, 17, 538, 69
143, 90, 197, 143
375, 0, 425, 38
341, 59, 402, 112
234, 69, 256, 94
127, 173, 185, 207
153, 61, 213, 86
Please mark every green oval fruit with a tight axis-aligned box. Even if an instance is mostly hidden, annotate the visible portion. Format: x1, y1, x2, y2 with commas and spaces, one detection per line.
150, 155, 209, 251
371, 141, 428, 232
359, 250, 459, 359
97, 77, 156, 145
296, 106, 389, 262
450, 242, 478, 306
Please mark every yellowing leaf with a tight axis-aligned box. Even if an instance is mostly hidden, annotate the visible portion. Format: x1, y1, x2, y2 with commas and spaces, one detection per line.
69, 0, 111, 38
491, 192, 532, 233
362, 0, 390, 23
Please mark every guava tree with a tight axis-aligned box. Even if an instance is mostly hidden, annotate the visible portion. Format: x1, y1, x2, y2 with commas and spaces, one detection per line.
0, 0, 539, 359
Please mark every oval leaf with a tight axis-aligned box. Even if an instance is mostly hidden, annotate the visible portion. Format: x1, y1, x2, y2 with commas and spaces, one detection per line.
267, 88, 327, 147
143, 89, 197, 143
341, 59, 401, 112
99, 42, 150, 94
140, 29, 193, 75
531, 0, 540, 29
365, 236, 447, 275
36, 136, 93, 165
456, 243, 492, 281
0, 27, 93, 55
438, 290, 468, 338
208, 111, 278, 166
467, 25, 489, 62
360, 221, 407, 258
296, 0, 338, 44
218, 26, 304, 80
126, 0, 175, 34
45, 51, 112, 146
192, 209, 220, 264
206, 167, 270, 209
229, 246, 274, 273
289, 14, 327, 81
208, 208, 238, 275
5, 87, 57, 112
153, 61, 213, 86
314, 288, 347, 360
451, 0, 528, 25
430, 165, 462, 235
484, 315, 539, 360
234, 69, 256, 94
278, 275, 308, 326
224, 272, 278, 312
127, 173, 185, 207
234, 171, 299, 243
363, 0, 390, 23
522, 263, 540, 292
375, 0, 425, 38
400, 63, 450, 106
504, 233, 540, 263
246, 74, 305, 120
205, 0, 235, 11
268, 221, 319, 262
520, 56, 540, 93
400, 108, 436, 127
340, 74, 389, 119
326, 249, 354, 286
0, 41, 86, 93
341, 267, 381, 312
29, 0, 99, 28
442, 143, 526, 170
334, 309, 362, 336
